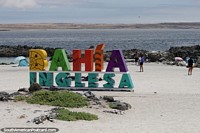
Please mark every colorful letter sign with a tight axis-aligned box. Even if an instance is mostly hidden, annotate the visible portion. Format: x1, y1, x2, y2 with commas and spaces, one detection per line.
29, 44, 134, 91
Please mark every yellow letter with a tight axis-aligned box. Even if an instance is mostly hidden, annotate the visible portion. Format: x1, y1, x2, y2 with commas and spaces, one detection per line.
29, 49, 48, 71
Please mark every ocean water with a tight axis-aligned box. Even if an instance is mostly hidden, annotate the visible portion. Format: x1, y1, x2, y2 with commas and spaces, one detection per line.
1, 29, 200, 63
1, 29, 200, 52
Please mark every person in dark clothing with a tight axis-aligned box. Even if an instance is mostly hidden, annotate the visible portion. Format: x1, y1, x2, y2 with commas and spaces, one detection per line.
139, 55, 145, 72
187, 57, 193, 75
134, 52, 139, 65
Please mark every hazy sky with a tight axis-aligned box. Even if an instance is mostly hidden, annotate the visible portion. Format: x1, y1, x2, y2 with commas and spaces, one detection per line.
0, 0, 200, 24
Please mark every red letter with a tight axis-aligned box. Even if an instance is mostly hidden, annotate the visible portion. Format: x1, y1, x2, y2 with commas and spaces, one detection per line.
73, 49, 94, 71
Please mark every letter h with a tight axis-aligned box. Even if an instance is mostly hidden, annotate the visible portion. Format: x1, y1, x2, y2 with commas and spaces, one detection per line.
73, 49, 94, 71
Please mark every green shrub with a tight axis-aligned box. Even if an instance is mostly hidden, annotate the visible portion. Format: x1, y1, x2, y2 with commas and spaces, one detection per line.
14, 95, 27, 102
26, 90, 89, 108
57, 108, 98, 121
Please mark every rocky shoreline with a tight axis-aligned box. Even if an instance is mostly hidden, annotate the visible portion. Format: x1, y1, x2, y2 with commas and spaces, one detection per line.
0, 45, 56, 57
0, 45, 200, 67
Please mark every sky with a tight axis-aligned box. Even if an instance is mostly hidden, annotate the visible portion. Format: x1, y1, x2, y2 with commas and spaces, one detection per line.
0, 0, 200, 24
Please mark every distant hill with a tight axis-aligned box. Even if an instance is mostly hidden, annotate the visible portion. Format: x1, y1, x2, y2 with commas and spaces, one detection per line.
1, 22, 200, 30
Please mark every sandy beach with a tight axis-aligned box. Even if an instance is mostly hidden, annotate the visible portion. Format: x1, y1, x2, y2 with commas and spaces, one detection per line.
0, 63, 200, 133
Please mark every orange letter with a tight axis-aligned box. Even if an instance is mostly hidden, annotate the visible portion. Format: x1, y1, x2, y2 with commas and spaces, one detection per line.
95, 43, 105, 71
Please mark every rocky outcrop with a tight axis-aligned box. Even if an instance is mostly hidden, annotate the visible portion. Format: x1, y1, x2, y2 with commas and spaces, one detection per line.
119, 45, 200, 63
167, 45, 200, 60
0, 89, 29, 102
196, 56, 200, 68
29, 83, 42, 93
1, 45, 200, 65
0, 92, 10, 101
83, 91, 131, 112
28, 108, 59, 124
0, 45, 56, 57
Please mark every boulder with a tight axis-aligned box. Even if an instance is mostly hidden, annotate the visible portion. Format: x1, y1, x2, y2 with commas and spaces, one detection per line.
30, 108, 59, 124
109, 101, 132, 111
0, 91, 9, 101
84, 91, 95, 99
103, 109, 125, 115
196, 56, 200, 68
102, 96, 115, 102
18, 88, 29, 92
29, 83, 42, 93
49, 86, 59, 91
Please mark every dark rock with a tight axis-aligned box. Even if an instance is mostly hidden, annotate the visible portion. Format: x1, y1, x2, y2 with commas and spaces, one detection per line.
196, 56, 200, 68
18, 88, 29, 92
33, 115, 47, 124
88, 45, 95, 49
84, 91, 96, 99
103, 96, 115, 102
9, 91, 29, 100
0, 63, 8, 65
47, 113, 57, 122
0, 90, 31, 101
109, 101, 131, 111
17, 88, 30, 95
147, 51, 162, 62
0, 91, 9, 101
103, 109, 125, 115
167, 45, 200, 61
19, 114, 27, 119
29, 83, 42, 92
49, 86, 59, 91
123, 102, 132, 110
9, 92, 20, 97
31, 108, 59, 124
0, 45, 56, 57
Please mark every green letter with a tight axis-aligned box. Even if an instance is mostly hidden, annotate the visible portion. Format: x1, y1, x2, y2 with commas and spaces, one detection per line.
49, 49, 71, 71
39, 72, 53, 87
55, 73, 72, 87
75, 73, 85, 87
88, 73, 99, 88
103, 73, 115, 88
30, 72, 37, 85
119, 73, 134, 89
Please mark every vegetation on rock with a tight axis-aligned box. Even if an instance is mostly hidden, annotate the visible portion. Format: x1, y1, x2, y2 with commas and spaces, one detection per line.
57, 108, 98, 121
26, 90, 89, 108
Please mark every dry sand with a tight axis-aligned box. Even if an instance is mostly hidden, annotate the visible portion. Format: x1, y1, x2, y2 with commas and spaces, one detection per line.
0, 63, 200, 133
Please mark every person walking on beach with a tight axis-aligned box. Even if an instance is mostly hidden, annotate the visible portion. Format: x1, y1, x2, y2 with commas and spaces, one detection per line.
139, 55, 145, 72
187, 57, 193, 75
134, 52, 139, 65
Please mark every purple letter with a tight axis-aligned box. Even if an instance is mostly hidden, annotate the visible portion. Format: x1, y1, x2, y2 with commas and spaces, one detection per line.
106, 50, 128, 72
